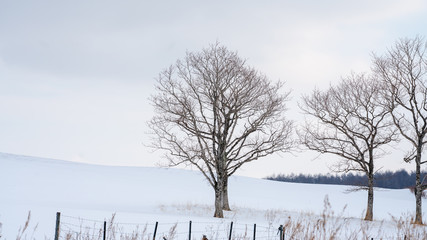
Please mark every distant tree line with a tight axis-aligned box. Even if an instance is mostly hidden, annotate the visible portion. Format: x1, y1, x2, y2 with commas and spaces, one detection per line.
266, 169, 427, 189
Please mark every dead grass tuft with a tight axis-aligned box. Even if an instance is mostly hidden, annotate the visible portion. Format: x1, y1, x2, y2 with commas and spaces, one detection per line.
391, 214, 427, 239
5, 203, 427, 239
16, 211, 38, 240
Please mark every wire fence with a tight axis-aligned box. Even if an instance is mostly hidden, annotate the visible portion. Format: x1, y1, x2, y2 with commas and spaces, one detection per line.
55, 212, 281, 240
53, 212, 424, 240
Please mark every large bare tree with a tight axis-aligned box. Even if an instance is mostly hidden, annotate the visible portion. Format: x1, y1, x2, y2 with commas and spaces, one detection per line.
373, 36, 427, 224
299, 73, 397, 221
148, 43, 293, 218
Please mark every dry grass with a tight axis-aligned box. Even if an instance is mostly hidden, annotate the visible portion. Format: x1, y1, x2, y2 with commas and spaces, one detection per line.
110, 201, 427, 240
62, 213, 155, 240
5, 202, 427, 239
278, 196, 348, 240
61, 214, 182, 240
270, 197, 427, 239
270, 196, 389, 240
16, 211, 38, 240
391, 214, 427, 239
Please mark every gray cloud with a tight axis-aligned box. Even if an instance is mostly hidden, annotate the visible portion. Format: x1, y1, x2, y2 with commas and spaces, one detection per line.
0, 0, 426, 177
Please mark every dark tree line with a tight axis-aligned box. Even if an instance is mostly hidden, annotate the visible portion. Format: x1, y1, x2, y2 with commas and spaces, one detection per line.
267, 169, 427, 190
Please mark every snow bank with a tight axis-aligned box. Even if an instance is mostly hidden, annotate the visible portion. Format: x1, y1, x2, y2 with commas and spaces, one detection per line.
0, 152, 424, 239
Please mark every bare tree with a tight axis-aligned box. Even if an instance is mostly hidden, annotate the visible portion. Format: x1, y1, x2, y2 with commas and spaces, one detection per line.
148, 43, 293, 218
373, 36, 427, 224
299, 73, 398, 221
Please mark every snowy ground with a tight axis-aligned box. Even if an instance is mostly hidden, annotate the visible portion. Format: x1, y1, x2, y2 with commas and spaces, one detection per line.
0, 152, 426, 239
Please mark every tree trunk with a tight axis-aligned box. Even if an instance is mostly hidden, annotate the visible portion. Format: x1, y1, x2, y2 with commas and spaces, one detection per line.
213, 179, 224, 218
364, 172, 374, 221
214, 188, 224, 218
364, 150, 375, 221
414, 149, 423, 224
222, 175, 231, 211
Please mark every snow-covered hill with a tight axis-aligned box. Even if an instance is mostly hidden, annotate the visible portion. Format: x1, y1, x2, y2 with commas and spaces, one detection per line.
0, 152, 425, 239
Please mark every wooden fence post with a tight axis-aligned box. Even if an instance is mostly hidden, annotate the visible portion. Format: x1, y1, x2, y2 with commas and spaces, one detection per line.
279, 225, 283, 240
103, 221, 107, 240
188, 221, 192, 240
228, 222, 233, 240
54, 212, 61, 240
153, 221, 158, 240
253, 224, 256, 240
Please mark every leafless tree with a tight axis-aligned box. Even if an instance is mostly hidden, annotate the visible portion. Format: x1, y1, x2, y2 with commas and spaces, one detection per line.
299, 73, 398, 221
373, 36, 427, 224
148, 43, 294, 218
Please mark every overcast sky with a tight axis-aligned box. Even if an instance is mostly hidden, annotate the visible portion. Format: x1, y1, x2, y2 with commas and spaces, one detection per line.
1, 0, 427, 178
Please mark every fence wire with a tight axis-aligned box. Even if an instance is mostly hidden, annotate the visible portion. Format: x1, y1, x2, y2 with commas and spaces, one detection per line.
56, 213, 426, 240
58, 213, 279, 240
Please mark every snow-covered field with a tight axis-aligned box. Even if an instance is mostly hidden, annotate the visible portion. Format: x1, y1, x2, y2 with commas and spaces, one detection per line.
0, 152, 426, 239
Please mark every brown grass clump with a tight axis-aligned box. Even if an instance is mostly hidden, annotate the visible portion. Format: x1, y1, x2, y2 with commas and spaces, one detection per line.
5, 203, 427, 239
277, 196, 392, 240
280, 196, 348, 240
391, 214, 427, 239
16, 211, 38, 240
